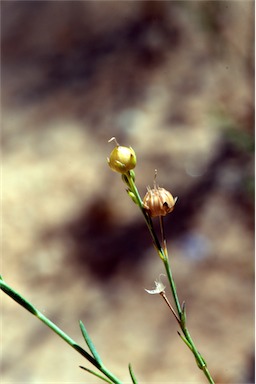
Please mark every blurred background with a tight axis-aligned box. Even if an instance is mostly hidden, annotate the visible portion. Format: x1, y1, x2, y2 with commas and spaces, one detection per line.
1, 1, 254, 383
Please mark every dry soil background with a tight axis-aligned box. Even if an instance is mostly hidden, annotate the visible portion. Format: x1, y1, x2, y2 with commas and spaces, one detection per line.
1, 1, 254, 384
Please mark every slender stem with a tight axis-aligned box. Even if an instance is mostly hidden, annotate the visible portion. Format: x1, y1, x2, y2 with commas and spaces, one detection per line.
163, 250, 215, 384
125, 175, 215, 384
182, 326, 214, 383
100, 365, 124, 384
0, 278, 123, 384
160, 291, 180, 324
159, 216, 167, 256
163, 257, 182, 317
126, 173, 164, 257
202, 367, 215, 384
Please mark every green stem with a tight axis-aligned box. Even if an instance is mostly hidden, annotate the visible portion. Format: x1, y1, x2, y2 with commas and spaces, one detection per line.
182, 327, 214, 384
163, 257, 182, 317
0, 277, 123, 384
124, 175, 215, 384
163, 253, 215, 384
126, 172, 163, 256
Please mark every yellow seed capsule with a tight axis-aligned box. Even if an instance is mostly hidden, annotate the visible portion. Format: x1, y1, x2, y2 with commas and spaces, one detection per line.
143, 185, 177, 217
107, 138, 136, 174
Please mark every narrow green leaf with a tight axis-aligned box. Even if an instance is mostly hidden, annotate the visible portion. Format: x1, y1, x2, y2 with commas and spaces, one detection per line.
128, 363, 138, 384
80, 365, 113, 384
121, 174, 129, 186
72, 343, 99, 367
194, 352, 207, 370
79, 320, 102, 365
180, 301, 186, 327
177, 331, 193, 351
0, 279, 38, 316
128, 170, 135, 182
126, 190, 138, 205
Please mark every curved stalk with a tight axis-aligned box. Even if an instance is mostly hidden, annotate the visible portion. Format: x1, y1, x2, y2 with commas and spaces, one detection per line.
124, 172, 215, 384
163, 259, 214, 384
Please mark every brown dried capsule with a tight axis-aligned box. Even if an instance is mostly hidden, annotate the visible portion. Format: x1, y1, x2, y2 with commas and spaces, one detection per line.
143, 185, 177, 217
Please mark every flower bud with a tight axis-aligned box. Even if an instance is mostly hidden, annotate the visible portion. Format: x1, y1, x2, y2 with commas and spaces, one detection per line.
107, 138, 136, 174
143, 185, 177, 217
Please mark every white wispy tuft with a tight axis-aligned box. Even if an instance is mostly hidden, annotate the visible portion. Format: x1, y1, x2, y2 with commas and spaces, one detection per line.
145, 274, 166, 295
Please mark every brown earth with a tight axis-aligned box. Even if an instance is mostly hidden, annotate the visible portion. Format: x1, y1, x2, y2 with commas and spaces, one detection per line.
1, 2, 254, 383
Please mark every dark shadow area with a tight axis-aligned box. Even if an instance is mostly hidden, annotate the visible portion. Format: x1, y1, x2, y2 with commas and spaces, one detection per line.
165, 133, 254, 237
42, 197, 150, 281
1, 1, 182, 110
41, 133, 254, 282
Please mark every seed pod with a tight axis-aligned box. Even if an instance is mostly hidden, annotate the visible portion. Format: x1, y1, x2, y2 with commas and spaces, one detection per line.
143, 186, 177, 217
107, 138, 136, 174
